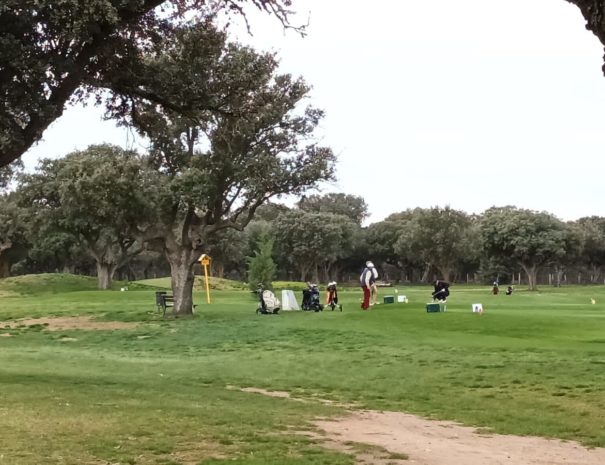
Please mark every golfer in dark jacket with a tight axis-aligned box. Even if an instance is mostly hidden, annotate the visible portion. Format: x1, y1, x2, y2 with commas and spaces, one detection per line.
360, 261, 378, 310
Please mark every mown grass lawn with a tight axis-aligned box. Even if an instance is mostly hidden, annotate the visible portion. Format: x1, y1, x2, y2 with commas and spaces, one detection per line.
1, 274, 605, 464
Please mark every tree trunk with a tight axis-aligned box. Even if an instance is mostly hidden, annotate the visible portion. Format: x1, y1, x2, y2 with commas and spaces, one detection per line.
330, 264, 342, 282
313, 265, 319, 284
555, 266, 564, 288
216, 262, 225, 279
438, 266, 451, 282
166, 248, 198, 315
96, 262, 117, 290
299, 264, 310, 282
322, 263, 330, 283
62, 264, 75, 274
590, 265, 601, 284
520, 263, 538, 291
0, 254, 10, 278
421, 263, 431, 283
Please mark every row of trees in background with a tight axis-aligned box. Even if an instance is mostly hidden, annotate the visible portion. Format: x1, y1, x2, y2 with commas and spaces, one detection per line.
5, 148, 605, 296
223, 203, 605, 292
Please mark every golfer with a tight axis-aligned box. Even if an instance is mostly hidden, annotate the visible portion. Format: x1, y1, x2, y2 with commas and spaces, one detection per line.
360, 261, 378, 310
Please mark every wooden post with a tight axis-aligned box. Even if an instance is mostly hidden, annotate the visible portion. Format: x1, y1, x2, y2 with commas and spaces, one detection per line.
199, 254, 212, 304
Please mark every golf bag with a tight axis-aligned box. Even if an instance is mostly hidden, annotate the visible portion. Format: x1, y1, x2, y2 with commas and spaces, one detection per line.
302, 283, 323, 312
256, 284, 280, 315
326, 281, 342, 311
432, 280, 450, 302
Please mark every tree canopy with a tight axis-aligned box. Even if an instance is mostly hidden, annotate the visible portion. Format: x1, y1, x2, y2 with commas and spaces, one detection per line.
0, 0, 297, 167
393, 207, 478, 283
0, 193, 28, 277
117, 24, 335, 314
18, 144, 158, 289
567, 1, 605, 73
2, 1, 605, 168
298, 193, 368, 225
480, 207, 568, 290
0, 160, 22, 191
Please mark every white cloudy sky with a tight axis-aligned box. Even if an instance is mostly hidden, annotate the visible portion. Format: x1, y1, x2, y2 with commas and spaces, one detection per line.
22, 0, 605, 224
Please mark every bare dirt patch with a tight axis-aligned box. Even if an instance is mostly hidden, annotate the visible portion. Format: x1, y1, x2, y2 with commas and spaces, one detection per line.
240, 387, 293, 399
0, 316, 137, 331
312, 410, 605, 465
233, 386, 358, 408
240, 387, 605, 465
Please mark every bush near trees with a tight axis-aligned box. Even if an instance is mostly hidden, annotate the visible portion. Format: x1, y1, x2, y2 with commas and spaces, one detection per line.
246, 236, 277, 291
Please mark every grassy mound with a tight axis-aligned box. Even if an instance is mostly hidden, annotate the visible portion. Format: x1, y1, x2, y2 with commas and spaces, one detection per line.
0, 273, 101, 295
134, 276, 248, 291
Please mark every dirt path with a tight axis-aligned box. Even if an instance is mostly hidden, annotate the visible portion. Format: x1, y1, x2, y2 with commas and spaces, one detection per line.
313, 410, 605, 465
0, 316, 137, 331
238, 387, 605, 465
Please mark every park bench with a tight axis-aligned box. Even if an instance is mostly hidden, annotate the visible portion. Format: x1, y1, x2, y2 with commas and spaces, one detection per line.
155, 291, 197, 317
155, 291, 174, 317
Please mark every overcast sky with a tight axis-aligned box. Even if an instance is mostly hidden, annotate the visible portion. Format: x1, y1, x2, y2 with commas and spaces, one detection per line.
22, 0, 605, 224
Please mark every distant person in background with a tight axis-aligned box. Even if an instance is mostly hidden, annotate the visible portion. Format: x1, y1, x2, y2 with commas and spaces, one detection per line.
506, 286, 514, 295
360, 261, 378, 310
492, 281, 499, 295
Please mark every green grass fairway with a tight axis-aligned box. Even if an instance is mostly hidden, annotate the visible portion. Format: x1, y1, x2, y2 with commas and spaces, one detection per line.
1, 274, 605, 464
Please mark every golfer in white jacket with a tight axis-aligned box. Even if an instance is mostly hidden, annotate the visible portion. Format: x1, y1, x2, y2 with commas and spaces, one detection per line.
360, 261, 378, 310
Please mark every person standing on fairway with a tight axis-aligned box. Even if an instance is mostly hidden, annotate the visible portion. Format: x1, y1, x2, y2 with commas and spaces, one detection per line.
360, 261, 378, 310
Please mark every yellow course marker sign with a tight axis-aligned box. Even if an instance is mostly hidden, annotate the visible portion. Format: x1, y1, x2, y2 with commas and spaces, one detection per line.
199, 254, 212, 304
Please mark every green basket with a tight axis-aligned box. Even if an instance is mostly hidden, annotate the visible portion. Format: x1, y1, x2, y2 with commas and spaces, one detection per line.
426, 303, 446, 313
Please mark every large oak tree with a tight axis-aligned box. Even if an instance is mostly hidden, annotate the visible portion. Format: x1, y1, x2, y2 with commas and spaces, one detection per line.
19, 144, 159, 289
274, 210, 358, 282
0, 0, 296, 167
394, 207, 478, 283
480, 207, 568, 291
126, 25, 335, 314
576, 216, 605, 283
